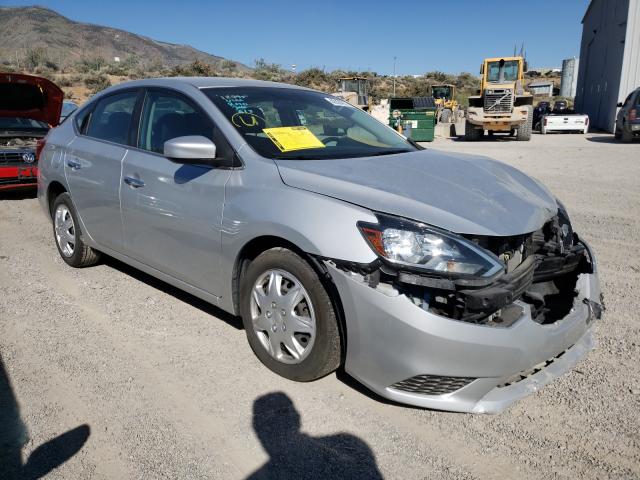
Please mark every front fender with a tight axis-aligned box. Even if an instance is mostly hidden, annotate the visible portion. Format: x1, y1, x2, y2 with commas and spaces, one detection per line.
217, 156, 377, 313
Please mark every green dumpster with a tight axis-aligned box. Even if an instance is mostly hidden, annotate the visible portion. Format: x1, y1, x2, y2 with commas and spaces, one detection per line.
388, 97, 436, 142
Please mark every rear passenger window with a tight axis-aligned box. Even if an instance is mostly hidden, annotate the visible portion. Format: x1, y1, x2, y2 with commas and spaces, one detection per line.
138, 91, 213, 154
86, 91, 138, 145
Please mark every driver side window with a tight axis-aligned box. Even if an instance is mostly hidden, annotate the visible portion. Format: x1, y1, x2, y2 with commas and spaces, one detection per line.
138, 90, 213, 154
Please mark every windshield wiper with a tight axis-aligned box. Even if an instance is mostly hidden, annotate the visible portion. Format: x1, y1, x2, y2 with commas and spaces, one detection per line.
273, 154, 328, 160
367, 149, 413, 157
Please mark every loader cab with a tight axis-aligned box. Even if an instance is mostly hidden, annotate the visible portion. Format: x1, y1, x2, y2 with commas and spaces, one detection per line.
338, 77, 370, 109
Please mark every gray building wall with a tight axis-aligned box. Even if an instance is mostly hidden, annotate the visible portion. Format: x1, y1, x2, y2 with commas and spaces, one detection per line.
575, 0, 639, 132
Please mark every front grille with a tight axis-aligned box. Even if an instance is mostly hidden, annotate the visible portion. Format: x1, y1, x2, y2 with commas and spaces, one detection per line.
0, 150, 35, 166
484, 89, 513, 113
390, 374, 476, 395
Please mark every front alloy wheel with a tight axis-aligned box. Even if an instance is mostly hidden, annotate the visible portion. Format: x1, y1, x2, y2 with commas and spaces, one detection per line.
250, 269, 316, 364
240, 248, 341, 381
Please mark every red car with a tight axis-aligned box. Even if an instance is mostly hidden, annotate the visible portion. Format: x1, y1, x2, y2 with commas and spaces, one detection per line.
0, 73, 63, 191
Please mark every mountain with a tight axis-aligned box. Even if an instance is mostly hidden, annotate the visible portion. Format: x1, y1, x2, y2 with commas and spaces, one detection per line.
0, 6, 250, 70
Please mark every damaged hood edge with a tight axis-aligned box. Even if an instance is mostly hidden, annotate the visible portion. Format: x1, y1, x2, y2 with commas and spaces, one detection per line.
275, 150, 558, 237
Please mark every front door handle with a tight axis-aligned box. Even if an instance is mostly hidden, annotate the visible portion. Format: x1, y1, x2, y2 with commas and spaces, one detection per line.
66, 159, 81, 170
123, 176, 145, 188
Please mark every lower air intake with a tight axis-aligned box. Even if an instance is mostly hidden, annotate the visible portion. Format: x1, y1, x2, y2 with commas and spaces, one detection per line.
390, 374, 475, 395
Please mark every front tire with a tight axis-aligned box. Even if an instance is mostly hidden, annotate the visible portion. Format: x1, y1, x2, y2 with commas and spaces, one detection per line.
52, 193, 101, 268
516, 105, 533, 141
239, 248, 341, 382
465, 120, 481, 141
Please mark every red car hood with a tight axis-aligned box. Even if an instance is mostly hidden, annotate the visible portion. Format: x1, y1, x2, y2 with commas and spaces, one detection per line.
0, 73, 64, 127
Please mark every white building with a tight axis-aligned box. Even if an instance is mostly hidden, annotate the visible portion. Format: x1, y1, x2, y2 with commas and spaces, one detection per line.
575, 0, 640, 131
528, 81, 554, 97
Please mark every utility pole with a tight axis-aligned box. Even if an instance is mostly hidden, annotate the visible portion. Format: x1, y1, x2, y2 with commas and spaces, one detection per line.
393, 56, 397, 97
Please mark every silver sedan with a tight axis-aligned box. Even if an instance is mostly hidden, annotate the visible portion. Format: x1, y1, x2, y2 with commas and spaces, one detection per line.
37, 78, 603, 413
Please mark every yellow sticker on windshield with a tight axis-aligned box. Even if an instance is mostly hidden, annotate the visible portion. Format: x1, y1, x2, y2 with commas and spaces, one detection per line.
263, 126, 325, 152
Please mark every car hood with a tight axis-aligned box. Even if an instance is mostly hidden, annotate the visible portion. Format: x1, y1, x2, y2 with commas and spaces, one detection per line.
274, 149, 557, 236
0, 73, 63, 127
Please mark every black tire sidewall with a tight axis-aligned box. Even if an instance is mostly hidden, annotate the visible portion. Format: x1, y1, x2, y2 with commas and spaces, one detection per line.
52, 193, 89, 267
239, 248, 341, 382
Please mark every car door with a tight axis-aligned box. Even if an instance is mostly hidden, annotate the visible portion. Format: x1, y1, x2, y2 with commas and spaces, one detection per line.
120, 88, 233, 296
65, 89, 141, 252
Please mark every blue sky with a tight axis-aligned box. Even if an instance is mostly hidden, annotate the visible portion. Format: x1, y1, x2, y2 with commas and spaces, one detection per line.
5, 0, 590, 74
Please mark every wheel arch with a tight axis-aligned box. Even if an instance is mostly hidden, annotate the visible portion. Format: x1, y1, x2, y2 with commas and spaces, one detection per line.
47, 181, 67, 218
231, 235, 348, 363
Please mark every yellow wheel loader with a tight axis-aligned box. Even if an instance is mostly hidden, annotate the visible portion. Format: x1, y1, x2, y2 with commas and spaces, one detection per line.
465, 56, 533, 141
332, 77, 371, 111
432, 84, 458, 123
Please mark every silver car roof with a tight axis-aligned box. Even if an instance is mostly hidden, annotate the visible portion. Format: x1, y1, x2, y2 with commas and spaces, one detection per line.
102, 76, 312, 91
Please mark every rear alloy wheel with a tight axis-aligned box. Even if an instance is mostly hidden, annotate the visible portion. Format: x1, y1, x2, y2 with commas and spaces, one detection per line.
240, 248, 341, 381
52, 193, 101, 268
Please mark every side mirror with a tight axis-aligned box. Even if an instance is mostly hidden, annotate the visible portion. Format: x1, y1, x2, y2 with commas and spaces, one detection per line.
617, 102, 623, 107
164, 136, 217, 165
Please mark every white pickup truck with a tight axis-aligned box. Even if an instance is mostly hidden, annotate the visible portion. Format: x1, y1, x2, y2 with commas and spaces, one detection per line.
540, 113, 589, 134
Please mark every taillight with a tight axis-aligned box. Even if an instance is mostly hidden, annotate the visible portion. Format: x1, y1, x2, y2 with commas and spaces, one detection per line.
630, 108, 637, 121
36, 138, 46, 161
544, 117, 548, 126
585, 116, 589, 126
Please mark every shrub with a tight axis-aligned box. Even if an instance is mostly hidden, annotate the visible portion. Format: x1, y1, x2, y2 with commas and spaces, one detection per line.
78, 57, 106, 73
84, 73, 111, 94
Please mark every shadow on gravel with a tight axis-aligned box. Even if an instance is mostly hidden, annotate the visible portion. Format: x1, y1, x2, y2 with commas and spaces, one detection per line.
0, 189, 37, 201
0, 356, 90, 479
586, 136, 638, 144
102, 256, 243, 330
247, 392, 383, 480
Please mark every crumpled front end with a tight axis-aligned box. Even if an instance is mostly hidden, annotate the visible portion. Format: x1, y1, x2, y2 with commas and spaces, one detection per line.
326, 215, 603, 413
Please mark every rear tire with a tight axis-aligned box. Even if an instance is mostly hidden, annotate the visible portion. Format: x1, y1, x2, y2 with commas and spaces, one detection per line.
52, 193, 101, 268
465, 120, 481, 141
622, 124, 633, 143
614, 122, 622, 139
516, 106, 533, 141
239, 247, 341, 382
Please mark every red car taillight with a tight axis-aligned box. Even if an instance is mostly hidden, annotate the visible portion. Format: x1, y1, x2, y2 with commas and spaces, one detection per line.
630, 108, 637, 121
543, 117, 548, 126
36, 138, 46, 161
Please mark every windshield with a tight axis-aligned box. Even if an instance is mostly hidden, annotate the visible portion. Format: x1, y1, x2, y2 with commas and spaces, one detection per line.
486, 60, 520, 83
0, 117, 49, 131
432, 86, 452, 99
204, 87, 414, 160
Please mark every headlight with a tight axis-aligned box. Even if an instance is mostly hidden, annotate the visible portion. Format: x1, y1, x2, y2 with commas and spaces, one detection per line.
556, 198, 574, 250
358, 214, 504, 278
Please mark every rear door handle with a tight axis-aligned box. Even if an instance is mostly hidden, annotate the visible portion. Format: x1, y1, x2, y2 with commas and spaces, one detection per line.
66, 159, 81, 170
123, 176, 145, 188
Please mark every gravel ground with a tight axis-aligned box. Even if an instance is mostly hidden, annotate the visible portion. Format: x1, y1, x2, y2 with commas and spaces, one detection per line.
1, 132, 639, 479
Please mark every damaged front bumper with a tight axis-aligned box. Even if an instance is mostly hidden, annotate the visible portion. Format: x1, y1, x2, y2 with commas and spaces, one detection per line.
326, 240, 602, 414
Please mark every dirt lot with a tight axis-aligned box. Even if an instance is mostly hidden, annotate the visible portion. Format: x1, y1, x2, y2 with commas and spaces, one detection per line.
1, 132, 639, 479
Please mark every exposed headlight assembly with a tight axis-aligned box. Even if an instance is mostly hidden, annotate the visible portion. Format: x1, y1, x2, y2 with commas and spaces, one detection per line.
358, 213, 505, 278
